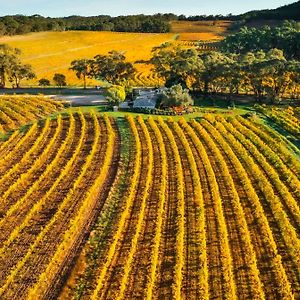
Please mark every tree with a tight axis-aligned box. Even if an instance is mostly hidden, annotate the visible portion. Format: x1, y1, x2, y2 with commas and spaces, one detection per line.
106, 85, 126, 105
151, 45, 204, 89
239, 49, 293, 102
218, 54, 244, 95
69, 59, 91, 89
53, 73, 66, 87
160, 84, 193, 108
39, 78, 51, 87
9, 63, 36, 88
90, 51, 135, 85
197, 51, 232, 94
0, 44, 21, 88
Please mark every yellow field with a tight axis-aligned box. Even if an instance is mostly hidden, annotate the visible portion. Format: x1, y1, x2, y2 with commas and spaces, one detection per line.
171, 20, 232, 35
177, 32, 223, 41
0, 26, 228, 87
1, 100, 300, 298
0, 31, 175, 87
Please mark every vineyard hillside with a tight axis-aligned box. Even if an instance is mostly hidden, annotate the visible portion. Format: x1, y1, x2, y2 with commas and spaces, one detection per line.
0, 31, 175, 87
0, 97, 299, 299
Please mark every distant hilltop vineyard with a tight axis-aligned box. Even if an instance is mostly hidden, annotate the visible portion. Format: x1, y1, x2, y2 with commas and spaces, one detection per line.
0, 27, 225, 88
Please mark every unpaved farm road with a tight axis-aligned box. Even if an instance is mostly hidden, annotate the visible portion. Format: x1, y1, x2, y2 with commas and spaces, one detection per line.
0, 88, 108, 107
49, 94, 107, 106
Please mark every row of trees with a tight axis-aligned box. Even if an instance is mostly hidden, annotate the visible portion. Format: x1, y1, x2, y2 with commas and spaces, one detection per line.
151, 44, 300, 102
69, 51, 135, 89
1, 0, 298, 36
39, 74, 67, 88
0, 14, 171, 36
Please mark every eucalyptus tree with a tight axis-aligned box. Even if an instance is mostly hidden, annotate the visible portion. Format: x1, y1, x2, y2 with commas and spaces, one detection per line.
69, 58, 91, 89
90, 51, 135, 85
197, 51, 232, 94
160, 84, 193, 108
0, 44, 21, 88
151, 44, 204, 89
9, 63, 36, 88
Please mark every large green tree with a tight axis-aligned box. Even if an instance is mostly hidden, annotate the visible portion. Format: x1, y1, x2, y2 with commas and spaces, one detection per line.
151, 44, 204, 89
160, 84, 193, 108
197, 51, 232, 94
9, 63, 36, 88
69, 59, 91, 89
53, 73, 67, 87
90, 51, 135, 85
0, 44, 21, 88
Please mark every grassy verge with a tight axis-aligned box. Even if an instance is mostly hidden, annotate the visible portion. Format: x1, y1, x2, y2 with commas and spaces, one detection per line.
70, 117, 133, 299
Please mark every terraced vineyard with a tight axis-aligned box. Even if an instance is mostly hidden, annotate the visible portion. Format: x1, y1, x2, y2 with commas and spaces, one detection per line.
0, 105, 299, 299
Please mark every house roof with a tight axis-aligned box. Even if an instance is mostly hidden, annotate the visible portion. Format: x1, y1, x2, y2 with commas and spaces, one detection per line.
133, 96, 157, 108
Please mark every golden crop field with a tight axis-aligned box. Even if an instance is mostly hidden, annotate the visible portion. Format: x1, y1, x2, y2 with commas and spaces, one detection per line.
0, 96, 299, 299
171, 20, 231, 34
0, 31, 175, 87
0, 95, 63, 134
177, 32, 223, 41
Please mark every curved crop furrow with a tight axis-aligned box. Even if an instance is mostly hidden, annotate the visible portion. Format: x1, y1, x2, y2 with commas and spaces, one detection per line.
0, 109, 18, 131
0, 130, 22, 157
219, 117, 300, 244
170, 119, 209, 300
0, 112, 106, 298
0, 110, 299, 299
183, 119, 237, 300
0, 115, 69, 241
0, 98, 36, 123
122, 117, 166, 300
152, 118, 178, 299
199, 118, 293, 299
1, 104, 27, 127
209, 119, 297, 297
0, 96, 63, 133
26, 114, 117, 300
0, 117, 55, 198
98, 116, 153, 300
236, 116, 300, 177
0, 112, 90, 292
59, 117, 129, 300
0, 116, 64, 211
188, 119, 264, 299
0, 121, 41, 176
232, 116, 300, 218
156, 117, 185, 299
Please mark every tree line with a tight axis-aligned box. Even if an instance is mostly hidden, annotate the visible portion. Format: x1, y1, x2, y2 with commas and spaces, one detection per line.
150, 44, 300, 103
0, 1, 299, 36
221, 21, 300, 60
148, 21, 300, 103
0, 14, 172, 36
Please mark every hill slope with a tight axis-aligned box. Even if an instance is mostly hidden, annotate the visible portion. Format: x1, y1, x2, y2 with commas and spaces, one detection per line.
0, 31, 174, 87
237, 1, 300, 21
